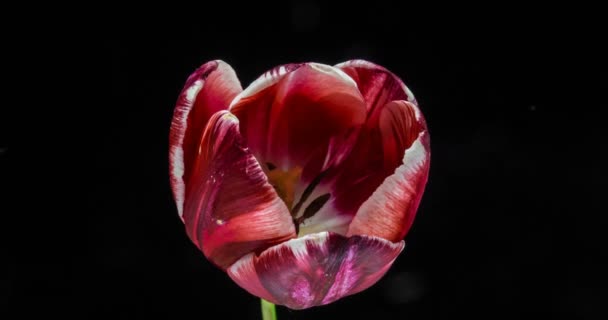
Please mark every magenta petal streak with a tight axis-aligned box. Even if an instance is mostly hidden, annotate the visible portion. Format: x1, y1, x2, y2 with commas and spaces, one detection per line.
227, 232, 404, 309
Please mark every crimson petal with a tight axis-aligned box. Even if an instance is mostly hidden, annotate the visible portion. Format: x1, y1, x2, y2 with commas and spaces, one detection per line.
183, 111, 296, 269
169, 60, 242, 216
229, 62, 366, 177
227, 232, 404, 309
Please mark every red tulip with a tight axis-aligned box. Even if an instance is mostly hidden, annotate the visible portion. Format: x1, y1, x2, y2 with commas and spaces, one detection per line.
169, 60, 430, 309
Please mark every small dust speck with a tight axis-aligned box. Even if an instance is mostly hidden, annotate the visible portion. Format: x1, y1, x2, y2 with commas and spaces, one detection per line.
529, 105, 536, 111
290, 1, 320, 32
383, 271, 427, 304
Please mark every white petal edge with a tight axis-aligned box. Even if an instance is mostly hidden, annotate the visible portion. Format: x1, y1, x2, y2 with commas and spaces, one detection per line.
170, 79, 205, 218
347, 131, 430, 239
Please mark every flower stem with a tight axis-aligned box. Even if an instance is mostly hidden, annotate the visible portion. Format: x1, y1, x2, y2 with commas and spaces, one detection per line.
260, 299, 277, 320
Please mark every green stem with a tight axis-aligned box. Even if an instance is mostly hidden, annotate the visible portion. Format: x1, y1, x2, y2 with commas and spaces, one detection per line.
260, 299, 277, 320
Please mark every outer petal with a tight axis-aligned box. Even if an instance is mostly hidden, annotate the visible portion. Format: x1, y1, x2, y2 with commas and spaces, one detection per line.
229, 62, 366, 175
183, 111, 296, 269
347, 101, 430, 241
169, 60, 242, 216
227, 232, 404, 310
348, 128, 430, 241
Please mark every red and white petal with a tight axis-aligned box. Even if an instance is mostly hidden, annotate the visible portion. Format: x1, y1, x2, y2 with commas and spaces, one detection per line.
378, 100, 426, 171
335, 59, 416, 125
169, 60, 242, 216
299, 103, 424, 236
183, 111, 296, 269
294, 130, 386, 236
289, 62, 425, 235
227, 232, 404, 310
229, 63, 366, 173
348, 102, 430, 241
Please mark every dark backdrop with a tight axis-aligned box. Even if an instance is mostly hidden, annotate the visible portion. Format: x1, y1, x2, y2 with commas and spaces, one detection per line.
5, 3, 606, 320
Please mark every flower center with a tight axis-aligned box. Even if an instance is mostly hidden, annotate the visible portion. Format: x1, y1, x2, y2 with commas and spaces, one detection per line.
265, 162, 331, 234
266, 163, 303, 211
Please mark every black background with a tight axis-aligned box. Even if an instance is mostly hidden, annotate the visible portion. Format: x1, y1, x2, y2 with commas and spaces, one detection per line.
4, 3, 607, 319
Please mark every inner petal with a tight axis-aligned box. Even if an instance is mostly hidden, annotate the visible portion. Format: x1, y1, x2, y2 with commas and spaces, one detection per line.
230, 63, 367, 237
230, 63, 365, 173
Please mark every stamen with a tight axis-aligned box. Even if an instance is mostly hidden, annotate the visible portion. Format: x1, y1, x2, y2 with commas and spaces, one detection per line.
291, 170, 328, 216
294, 193, 330, 226
265, 163, 302, 210
265, 162, 331, 232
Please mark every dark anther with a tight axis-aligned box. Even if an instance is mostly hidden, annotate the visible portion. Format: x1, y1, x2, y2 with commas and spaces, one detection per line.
295, 193, 331, 226
294, 219, 300, 234
292, 170, 328, 215
266, 162, 277, 171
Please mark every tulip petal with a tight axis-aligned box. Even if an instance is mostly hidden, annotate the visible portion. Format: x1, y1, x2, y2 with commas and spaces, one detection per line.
183, 111, 296, 269
229, 62, 366, 182
297, 62, 426, 237
227, 231, 404, 309
347, 101, 430, 241
169, 60, 242, 216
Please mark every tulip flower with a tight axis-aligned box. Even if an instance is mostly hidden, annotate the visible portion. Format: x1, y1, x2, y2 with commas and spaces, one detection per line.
169, 59, 430, 311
